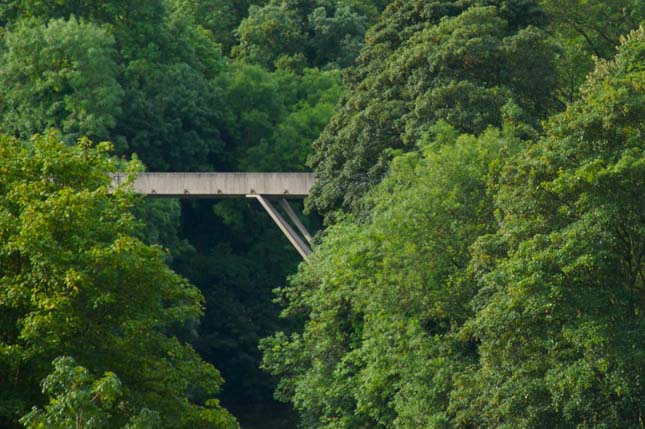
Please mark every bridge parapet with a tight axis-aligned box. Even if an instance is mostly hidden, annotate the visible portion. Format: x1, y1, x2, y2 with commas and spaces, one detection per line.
111, 172, 315, 198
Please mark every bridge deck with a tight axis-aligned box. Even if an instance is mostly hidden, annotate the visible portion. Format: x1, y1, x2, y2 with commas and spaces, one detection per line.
111, 172, 315, 198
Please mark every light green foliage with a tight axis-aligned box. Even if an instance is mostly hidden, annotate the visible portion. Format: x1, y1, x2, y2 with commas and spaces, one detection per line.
0, 18, 123, 141
0, 131, 237, 428
20, 357, 161, 429
220, 63, 342, 172
307, 0, 558, 218
455, 27, 645, 428
540, 0, 645, 103
233, 0, 385, 70
262, 124, 522, 428
236, 67, 343, 172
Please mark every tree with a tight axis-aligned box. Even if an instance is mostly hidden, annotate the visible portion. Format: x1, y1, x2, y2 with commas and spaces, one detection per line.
0, 0, 165, 26
262, 123, 526, 428
20, 357, 161, 429
540, 0, 645, 104
166, 63, 340, 427
306, 0, 558, 218
453, 27, 645, 428
0, 18, 123, 142
0, 131, 237, 428
168, 0, 265, 54
111, 10, 230, 171
233, 66, 343, 172
233, 0, 385, 70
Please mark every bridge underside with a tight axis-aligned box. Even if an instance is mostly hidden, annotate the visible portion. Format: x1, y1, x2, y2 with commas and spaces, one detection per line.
111, 172, 315, 260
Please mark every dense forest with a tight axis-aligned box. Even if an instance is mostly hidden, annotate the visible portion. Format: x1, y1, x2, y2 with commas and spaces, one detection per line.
0, 0, 642, 428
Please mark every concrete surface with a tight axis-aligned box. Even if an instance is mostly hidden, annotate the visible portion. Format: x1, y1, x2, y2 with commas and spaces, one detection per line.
111, 172, 315, 198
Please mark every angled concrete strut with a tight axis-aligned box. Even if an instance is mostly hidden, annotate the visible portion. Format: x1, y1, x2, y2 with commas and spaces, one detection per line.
247, 195, 312, 259
111, 172, 315, 260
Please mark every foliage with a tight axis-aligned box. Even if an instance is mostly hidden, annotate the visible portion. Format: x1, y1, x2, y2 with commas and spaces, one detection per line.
233, 0, 387, 70
0, 17, 123, 142
263, 26, 645, 429
220, 64, 343, 172
454, 27, 645, 428
0, 131, 237, 428
169, 0, 267, 53
0, 1, 344, 425
1, 1, 642, 428
0, 0, 165, 26
20, 357, 161, 429
306, 0, 559, 218
262, 123, 523, 428
170, 64, 340, 419
112, 9, 230, 171
540, 0, 645, 103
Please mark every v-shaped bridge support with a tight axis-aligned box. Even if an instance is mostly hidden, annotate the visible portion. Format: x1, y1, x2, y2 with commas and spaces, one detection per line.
247, 195, 312, 260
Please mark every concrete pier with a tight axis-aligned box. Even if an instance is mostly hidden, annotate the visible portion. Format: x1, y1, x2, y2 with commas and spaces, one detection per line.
111, 172, 315, 198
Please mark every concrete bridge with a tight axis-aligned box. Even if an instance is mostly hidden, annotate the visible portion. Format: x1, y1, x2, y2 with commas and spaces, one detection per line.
112, 172, 315, 260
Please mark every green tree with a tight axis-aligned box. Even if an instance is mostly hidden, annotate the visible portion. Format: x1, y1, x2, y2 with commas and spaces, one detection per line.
453, 27, 645, 428
0, 131, 237, 429
112, 10, 229, 171
262, 123, 525, 428
210, 61, 343, 171
0, 18, 123, 142
540, 0, 645, 103
307, 0, 558, 218
169, 0, 268, 54
168, 63, 339, 427
234, 2, 308, 70
20, 357, 161, 429
0, 0, 165, 26
233, 0, 385, 70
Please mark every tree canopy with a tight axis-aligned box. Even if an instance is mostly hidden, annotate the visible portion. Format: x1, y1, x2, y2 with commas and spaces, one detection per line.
0, 1, 642, 428
264, 26, 645, 429
0, 132, 236, 428
0, 18, 123, 142
306, 0, 558, 218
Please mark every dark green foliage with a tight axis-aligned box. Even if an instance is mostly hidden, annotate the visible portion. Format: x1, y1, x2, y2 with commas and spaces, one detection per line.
307, 0, 558, 218
0, 5, 230, 170
169, 0, 267, 54
111, 11, 230, 171
540, 0, 645, 103
169, 64, 338, 426
117, 60, 226, 171
220, 64, 343, 171
0, 0, 166, 26
0, 132, 237, 428
233, 0, 387, 70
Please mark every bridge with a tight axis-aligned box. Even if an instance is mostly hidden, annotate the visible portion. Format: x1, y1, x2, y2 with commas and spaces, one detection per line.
111, 172, 315, 260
